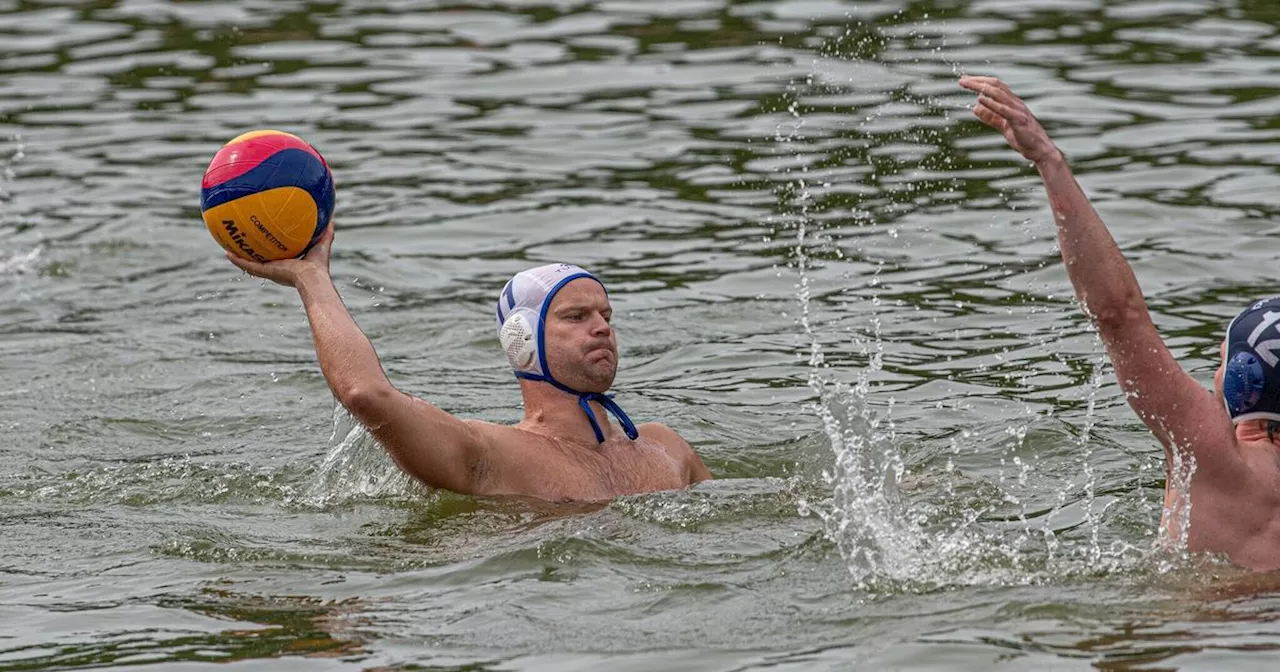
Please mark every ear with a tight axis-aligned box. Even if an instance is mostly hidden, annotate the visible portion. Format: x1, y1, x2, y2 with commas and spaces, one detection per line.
499, 308, 538, 371
1224, 351, 1265, 415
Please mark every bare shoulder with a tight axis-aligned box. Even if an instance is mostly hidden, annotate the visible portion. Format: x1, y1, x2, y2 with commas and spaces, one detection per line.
461, 418, 552, 452
636, 421, 690, 451
637, 422, 712, 483
1209, 435, 1269, 487
454, 419, 555, 490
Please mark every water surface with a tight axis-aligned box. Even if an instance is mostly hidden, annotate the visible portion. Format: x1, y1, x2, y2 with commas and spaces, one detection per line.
2, 0, 1280, 669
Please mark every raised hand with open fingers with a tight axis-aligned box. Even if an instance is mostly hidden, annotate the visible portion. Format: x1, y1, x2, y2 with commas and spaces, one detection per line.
959, 76, 1061, 165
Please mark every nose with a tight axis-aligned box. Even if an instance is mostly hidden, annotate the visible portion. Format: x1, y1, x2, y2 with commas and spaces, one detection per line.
589, 312, 611, 338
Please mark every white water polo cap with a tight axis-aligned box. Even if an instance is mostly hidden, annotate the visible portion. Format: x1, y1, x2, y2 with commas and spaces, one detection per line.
495, 263, 638, 443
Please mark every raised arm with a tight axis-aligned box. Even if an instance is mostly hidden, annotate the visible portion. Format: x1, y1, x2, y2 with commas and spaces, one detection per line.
959, 76, 1237, 465
226, 224, 496, 494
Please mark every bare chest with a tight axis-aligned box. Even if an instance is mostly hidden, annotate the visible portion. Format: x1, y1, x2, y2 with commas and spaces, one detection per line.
514, 437, 687, 502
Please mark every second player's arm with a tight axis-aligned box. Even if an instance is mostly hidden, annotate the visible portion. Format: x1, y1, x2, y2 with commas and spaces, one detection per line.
962, 76, 1238, 468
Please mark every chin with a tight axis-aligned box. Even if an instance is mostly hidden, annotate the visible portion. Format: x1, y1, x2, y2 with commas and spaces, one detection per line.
584, 376, 615, 394
583, 369, 616, 393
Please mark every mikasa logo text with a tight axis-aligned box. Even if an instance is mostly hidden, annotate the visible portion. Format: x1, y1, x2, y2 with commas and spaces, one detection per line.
221, 219, 269, 263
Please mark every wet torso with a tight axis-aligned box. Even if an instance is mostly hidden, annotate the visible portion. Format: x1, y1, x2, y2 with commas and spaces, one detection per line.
468, 421, 695, 502
1169, 440, 1280, 570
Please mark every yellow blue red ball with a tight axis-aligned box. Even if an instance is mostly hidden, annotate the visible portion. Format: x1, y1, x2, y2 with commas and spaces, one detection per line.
200, 130, 335, 262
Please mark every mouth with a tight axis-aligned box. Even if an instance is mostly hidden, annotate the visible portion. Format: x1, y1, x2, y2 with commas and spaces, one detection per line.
585, 345, 615, 362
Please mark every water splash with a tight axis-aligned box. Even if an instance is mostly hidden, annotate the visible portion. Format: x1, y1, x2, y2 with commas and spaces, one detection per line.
1157, 447, 1196, 563
0, 247, 41, 275
785, 14, 1170, 591
295, 404, 429, 509
798, 379, 924, 588
779, 59, 933, 588
0, 135, 39, 275
781, 10, 955, 591
799, 341, 1159, 589
1, 133, 22, 186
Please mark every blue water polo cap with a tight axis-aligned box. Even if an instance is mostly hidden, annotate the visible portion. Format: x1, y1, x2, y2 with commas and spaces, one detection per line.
1223, 297, 1280, 424
495, 263, 638, 443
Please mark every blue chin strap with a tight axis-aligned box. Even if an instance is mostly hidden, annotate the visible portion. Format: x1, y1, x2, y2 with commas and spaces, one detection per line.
515, 371, 639, 443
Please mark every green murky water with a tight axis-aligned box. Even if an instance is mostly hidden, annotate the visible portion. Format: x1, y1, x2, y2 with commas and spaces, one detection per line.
3, 0, 1280, 668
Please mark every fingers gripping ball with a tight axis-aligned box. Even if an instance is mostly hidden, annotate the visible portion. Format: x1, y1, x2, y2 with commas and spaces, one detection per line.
200, 130, 335, 262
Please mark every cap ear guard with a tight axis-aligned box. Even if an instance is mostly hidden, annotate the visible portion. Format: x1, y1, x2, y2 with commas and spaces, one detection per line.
499, 308, 538, 372
1224, 350, 1266, 416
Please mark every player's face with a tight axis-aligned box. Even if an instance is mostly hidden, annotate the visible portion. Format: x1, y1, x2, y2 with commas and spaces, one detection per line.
543, 279, 617, 394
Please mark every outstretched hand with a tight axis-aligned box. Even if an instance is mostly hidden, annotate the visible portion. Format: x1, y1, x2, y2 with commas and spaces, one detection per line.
959, 76, 1061, 165
226, 221, 334, 287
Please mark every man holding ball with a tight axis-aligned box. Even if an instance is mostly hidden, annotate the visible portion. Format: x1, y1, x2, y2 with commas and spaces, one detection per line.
225, 228, 711, 502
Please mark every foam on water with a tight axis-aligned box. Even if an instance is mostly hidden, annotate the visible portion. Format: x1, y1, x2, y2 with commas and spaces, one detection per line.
1, 410, 427, 512
0, 247, 40, 275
